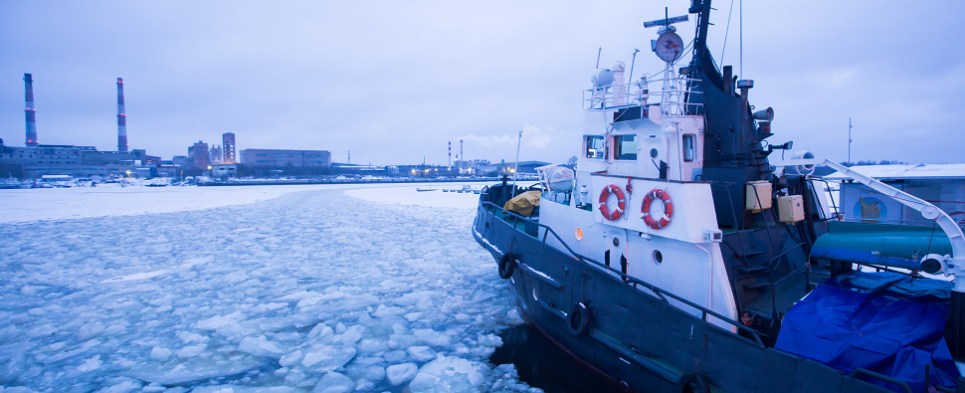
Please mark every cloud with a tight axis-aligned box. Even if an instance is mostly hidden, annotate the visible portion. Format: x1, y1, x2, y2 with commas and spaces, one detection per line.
460, 124, 553, 150
1, 0, 962, 165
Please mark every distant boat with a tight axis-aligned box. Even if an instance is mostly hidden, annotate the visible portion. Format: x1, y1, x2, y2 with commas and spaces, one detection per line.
0, 178, 27, 189
145, 178, 170, 187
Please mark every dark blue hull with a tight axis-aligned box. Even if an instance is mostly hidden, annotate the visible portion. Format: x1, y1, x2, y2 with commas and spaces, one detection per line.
473, 197, 896, 393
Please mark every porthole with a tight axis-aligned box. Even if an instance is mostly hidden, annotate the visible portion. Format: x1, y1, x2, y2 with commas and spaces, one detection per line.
653, 250, 663, 264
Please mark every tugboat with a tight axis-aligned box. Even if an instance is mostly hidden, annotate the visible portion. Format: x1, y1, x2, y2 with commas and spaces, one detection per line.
472, 1, 965, 392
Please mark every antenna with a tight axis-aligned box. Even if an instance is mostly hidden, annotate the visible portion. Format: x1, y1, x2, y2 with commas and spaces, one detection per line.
511, 129, 523, 191
848, 117, 853, 163
627, 48, 640, 95
643, 9, 688, 28
595, 47, 602, 69
739, 0, 743, 77
720, 0, 735, 62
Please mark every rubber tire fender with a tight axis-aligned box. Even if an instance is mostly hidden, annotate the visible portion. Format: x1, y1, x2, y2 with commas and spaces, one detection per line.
568, 302, 591, 336
498, 253, 517, 279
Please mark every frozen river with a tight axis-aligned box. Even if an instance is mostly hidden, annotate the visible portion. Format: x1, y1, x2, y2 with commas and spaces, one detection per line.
0, 184, 535, 392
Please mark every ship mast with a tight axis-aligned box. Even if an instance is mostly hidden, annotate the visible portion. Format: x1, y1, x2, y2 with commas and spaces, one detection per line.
690, 0, 712, 63
683, 0, 776, 228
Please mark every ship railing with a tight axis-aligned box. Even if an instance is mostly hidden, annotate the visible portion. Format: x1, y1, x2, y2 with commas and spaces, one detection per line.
808, 178, 843, 221
480, 199, 766, 348
583, 77, 704, 115
849, 368, 914, 393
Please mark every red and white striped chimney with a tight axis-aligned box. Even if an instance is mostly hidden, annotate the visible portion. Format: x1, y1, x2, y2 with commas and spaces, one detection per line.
117, 77, 128, 152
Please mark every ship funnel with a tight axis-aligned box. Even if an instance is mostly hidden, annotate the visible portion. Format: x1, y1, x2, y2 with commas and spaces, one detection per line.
753, 107, 774, 122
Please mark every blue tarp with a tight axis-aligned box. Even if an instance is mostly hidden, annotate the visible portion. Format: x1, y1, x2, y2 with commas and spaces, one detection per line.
775, 272, 960, 392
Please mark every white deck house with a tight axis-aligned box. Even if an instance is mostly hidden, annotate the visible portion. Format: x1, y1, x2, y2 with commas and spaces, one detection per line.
826, 163, 965, 228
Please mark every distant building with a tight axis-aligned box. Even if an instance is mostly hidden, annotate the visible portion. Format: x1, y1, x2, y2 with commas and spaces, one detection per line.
188, 141, 211, 170
514, 160, 552, 174
222, 132, 237, 164
2, 72, 161, 179
172, 155, 189, 168
826, 163, 965, 229
212, 164, 237, 178
240, 149, 331, 169
0, 142, 159, 179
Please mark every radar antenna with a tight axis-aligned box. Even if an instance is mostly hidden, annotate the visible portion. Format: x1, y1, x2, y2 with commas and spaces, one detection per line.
644, 8, 689, 115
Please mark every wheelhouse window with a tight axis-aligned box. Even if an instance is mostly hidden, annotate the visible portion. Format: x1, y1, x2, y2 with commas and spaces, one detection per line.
614, 135, 637, 160
584, 135, 605, 159
683, 134, 695, 162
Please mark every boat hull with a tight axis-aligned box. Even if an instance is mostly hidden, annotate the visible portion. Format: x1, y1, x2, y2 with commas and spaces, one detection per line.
473, 200, 894, 393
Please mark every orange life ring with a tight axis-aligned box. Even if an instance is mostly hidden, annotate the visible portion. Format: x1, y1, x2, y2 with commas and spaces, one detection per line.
598, 184, 626, 221
641, 188, 673, 229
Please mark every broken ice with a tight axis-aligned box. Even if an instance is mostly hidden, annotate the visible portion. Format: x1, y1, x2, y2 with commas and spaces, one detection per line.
0, 185, 528, 391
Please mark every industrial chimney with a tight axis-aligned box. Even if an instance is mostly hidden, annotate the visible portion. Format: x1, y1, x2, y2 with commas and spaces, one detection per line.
117, 77, 128, 152
24, 73, 38, 146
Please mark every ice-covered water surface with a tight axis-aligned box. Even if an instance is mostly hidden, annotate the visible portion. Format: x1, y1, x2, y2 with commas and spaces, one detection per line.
0, 186, 531, 392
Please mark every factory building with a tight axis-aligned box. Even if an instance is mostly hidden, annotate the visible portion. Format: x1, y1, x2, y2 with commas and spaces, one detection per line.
211, 164, 237, 178
2, 73, 160, 179
188, 141, 211, 170
0, 140, 158, 179
240, 149, 331, 169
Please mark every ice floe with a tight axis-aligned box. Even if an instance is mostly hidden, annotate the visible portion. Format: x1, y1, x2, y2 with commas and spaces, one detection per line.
0, 185, 527, 392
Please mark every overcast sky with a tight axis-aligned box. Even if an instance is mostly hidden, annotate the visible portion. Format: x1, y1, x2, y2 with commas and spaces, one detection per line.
1, 1, 963, 166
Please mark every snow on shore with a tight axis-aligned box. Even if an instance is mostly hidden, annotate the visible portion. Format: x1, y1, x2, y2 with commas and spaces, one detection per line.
0, 184, 328, 223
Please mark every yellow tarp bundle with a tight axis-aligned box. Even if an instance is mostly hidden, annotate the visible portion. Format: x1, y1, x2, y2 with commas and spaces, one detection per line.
503, 190, 542, 216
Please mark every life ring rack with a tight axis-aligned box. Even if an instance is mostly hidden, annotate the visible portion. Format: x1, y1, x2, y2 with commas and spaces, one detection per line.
642, 188, 674, 229
598, 184, 627, 221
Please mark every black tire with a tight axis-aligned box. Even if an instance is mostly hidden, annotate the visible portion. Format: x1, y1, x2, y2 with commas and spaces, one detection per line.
677, 373, 709, 393
498, 253, 517, 279
568, 302, 591, 336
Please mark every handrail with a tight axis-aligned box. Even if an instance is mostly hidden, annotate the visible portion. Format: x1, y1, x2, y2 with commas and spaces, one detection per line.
583, 77, 705, 112
479, 199, 765, 348
591, 170, 704, 185
848, 368, 913, 393
808, 177, 842, 221
776, 157, 965, 291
